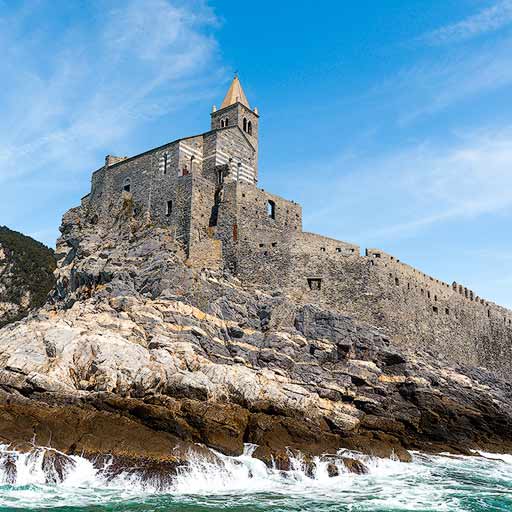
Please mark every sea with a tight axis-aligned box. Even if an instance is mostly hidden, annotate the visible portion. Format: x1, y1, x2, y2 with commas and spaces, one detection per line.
0, 444, 510, 512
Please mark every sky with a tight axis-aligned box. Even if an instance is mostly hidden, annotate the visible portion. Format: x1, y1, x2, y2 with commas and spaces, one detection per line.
0, 0, 511, 307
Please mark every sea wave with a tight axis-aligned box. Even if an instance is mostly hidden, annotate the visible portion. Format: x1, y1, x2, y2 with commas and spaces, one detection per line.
0, 444, 510, 510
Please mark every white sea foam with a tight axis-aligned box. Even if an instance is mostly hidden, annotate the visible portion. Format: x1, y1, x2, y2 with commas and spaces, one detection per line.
0, 443, 509, 510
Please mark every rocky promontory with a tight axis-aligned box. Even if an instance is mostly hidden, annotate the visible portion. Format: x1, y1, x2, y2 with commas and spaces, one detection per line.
0, 198, 511, 479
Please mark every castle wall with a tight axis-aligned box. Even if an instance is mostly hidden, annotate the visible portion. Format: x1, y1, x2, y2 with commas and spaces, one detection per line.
231, 183, 302, 284
359, 250, 512, 370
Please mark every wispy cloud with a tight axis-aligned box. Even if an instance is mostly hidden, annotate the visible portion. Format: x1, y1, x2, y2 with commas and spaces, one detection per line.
424, 0, 512, 45
0, 0, 222, 185
293, 126, 512, 244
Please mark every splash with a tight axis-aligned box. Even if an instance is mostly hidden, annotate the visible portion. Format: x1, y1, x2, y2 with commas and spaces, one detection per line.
0, 444, 510, 511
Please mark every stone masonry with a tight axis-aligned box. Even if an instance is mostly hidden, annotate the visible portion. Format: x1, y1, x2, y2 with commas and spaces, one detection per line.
79, 76, 512, 374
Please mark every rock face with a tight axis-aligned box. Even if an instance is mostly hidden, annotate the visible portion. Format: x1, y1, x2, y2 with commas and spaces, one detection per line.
0, 202, 511, 474
0, 226, 56, 327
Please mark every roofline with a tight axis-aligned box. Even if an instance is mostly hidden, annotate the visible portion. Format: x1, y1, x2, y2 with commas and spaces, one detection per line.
210, 101, 259, 118
94, 128, 236, 173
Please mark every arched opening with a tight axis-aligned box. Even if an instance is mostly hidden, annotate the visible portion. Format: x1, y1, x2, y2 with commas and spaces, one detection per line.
243, 117, 247, 132
267, 200, 276, 219
247, 120, 252, 135
166, 200, 172, 217
220, 119, 225, 128
123, 178, 131, 192
224, 118, 229, 127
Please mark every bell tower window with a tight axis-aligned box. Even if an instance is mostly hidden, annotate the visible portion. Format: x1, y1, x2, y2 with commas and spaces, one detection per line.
243, 117, 247, 132
123, 178, 131, 192
247, 120, 252, 135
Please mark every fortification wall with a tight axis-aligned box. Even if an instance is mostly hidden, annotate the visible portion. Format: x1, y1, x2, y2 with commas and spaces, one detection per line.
359, 249, 512, 370
233, 183, 302, 284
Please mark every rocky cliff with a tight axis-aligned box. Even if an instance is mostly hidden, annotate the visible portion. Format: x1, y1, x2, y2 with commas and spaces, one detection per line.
0, 199, 511, 480
0, 226, 56, 327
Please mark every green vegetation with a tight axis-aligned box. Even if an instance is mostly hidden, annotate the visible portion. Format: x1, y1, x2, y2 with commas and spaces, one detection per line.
0, 226, 56, 327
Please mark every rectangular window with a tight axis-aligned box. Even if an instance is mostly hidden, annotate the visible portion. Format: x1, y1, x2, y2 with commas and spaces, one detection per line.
166, 200, 172, 216
267, 200, 276, 219
307, 278, 322, 291
163, 154, 168, 175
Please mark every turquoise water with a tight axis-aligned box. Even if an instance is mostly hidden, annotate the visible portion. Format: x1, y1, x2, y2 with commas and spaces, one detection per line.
0, 445, 511, 511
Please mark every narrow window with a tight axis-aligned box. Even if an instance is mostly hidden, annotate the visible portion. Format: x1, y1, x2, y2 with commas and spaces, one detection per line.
163, 153, 169, 175
243, 117, 247, 132
445, 308, 450, 315
224, 118, 229, 127
123, 178, 131, 192
247, 120, 252, 135
395, 277, 399, 286
166, 200, 172, 216
217, 169, 224, 186
433, 306, 438, 314
307, 278, 322, 291
267, 200, 276, 219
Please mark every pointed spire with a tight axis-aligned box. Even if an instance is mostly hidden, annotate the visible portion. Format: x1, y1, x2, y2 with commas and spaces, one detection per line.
220, 75, 250, 109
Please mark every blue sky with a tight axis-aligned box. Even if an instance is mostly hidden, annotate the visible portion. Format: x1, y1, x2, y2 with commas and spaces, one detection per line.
1, 0, 511, 307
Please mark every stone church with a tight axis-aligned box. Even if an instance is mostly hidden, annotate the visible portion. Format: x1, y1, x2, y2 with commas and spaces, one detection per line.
81, 76, 512, 374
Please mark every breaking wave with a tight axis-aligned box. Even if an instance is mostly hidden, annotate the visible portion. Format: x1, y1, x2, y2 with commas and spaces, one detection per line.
0, 443, 510, 510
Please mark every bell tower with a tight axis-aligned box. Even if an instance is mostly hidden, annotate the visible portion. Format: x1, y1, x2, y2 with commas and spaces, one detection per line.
211, 75, 259, 157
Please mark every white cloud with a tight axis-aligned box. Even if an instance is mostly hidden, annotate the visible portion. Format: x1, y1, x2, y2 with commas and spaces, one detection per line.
294, 126, 512, 244
424, 0, 512, 45
0, 0, 222, 185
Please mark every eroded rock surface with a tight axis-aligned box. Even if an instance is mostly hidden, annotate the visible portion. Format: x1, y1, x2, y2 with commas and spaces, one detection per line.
0, 202, 511, 473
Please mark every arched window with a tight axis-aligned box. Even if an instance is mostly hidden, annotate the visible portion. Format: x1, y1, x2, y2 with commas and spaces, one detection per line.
243, 117, 247, 132
220, 119, 224, 128
123, 178, 131, 192
224, 118, 229, 127
247, 120, 252, 135
267, 200, 276, 219
166, 200, 172, 217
